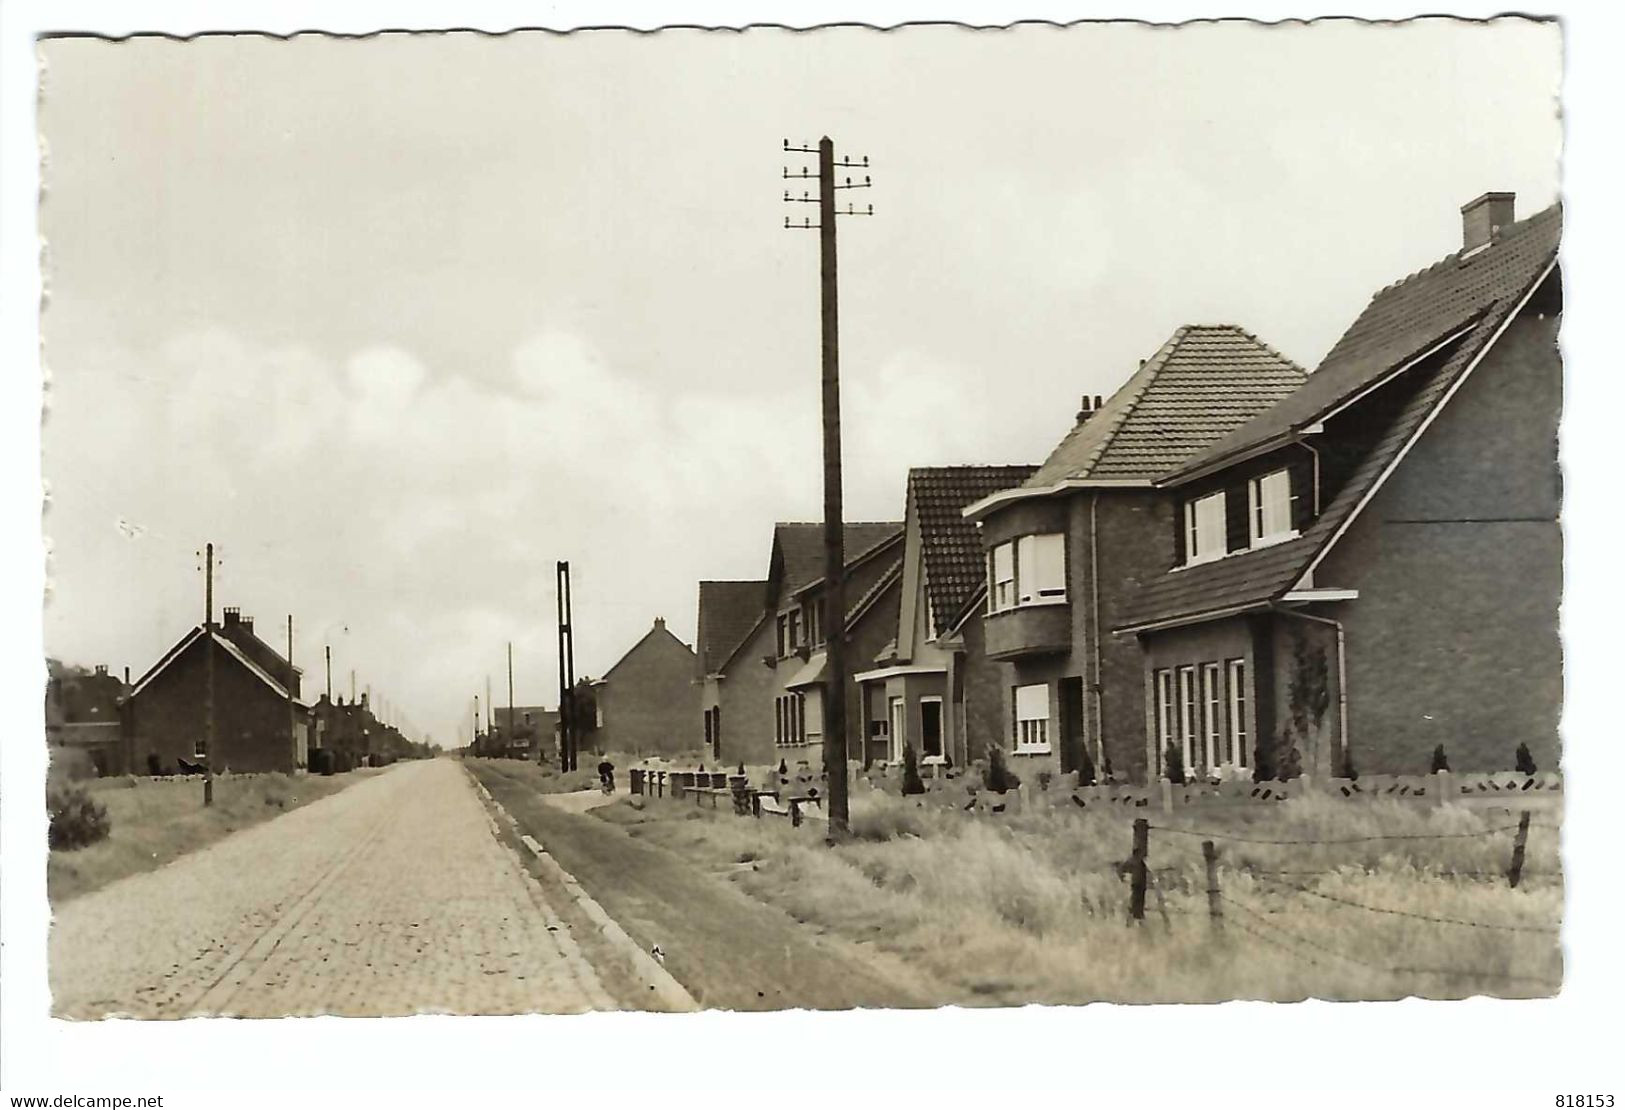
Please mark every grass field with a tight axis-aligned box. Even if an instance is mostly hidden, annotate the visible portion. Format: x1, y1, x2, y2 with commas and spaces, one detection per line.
587, 785, 1563, 1006
47, 768, 385, 905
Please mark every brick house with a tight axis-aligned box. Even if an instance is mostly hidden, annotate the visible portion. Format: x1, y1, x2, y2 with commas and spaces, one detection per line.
1117, 194, 1561, 781
591, 617, 700, 756
962, 327, 1310, 783
45, 660, 131, 776
128, 607, 310, 774
761, 522, 903, 769
695, 579, 770, 761
492, 705, 557, 761
855, 466, 1036, 769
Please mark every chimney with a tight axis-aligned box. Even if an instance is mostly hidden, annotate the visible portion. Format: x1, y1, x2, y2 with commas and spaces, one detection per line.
94, 664, 108, 677
223, 607, 241, 629
654, 616, 667, 631
1461, 192, 1515, 252
1077, 395, 1094, 423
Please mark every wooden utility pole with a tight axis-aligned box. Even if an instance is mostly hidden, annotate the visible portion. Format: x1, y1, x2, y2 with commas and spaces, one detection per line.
325, 644, 332, 701
286, 615, 298, 772
783, 136, 871, 839
507, 641, 516, 757
556, 561, 577, 772
203, 542, 215, 807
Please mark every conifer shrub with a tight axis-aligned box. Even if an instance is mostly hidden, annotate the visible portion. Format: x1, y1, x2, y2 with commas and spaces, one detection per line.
1515, 742, 1537, 775
901, 743, 926, 796
1430, 744, 1451, 774
47, 783, 111, 850
984, 744, 1018, 793
1163, 741, 1186, 786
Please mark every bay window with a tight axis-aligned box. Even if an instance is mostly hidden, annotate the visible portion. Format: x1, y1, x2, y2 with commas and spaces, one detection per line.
988, 533, 1066, 613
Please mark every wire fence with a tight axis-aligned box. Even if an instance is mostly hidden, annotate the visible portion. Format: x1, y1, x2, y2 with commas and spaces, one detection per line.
1119, 808, 1562, 994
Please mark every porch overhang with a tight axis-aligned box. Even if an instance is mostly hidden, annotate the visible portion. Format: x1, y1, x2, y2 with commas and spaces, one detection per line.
783, 651, 828, 690
852, 663, 948, 684
961, 477, 1154, 522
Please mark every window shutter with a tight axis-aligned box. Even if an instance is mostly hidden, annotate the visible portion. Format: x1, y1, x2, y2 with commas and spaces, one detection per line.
1174, 501, 1187, 566
1032, 534, 1066, 598
1015, 682, 1049, 722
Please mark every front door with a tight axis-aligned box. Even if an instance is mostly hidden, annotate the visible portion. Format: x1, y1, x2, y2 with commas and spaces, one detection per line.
920, 697, 944, 760
1058, 676, 1085, 776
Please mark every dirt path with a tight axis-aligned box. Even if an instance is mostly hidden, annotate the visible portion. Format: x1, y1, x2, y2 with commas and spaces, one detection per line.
51, 759, 615, 1018
470, 762, 933, 1011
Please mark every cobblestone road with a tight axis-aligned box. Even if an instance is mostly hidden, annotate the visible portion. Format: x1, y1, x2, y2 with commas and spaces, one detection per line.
51, 759, 616, 1018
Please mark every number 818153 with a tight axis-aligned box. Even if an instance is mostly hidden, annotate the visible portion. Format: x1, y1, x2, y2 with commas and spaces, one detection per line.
1557, 1097, 1614, 1107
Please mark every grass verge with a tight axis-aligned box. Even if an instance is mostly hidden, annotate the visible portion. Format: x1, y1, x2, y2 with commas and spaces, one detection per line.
48, 768, 386, 905
587, 786, 1563, 1006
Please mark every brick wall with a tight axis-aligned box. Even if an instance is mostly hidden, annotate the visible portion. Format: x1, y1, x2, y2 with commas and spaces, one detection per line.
597, 626, 701, 757
131, 635, 299, 774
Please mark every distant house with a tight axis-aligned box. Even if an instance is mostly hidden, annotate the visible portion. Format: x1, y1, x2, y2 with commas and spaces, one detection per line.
856, 467, 1036, 769
963, 326, 1309, 783
128, 607, 310, 774
760, 521, 903, 769
695, 580, 770, 761
1117, 194, 1561, 779
592, 617, 700, 756
45, 660, 131, 776
492, 705, 557, 762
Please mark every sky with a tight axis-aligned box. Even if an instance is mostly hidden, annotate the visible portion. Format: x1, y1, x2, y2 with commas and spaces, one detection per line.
37, 19, 1561, 748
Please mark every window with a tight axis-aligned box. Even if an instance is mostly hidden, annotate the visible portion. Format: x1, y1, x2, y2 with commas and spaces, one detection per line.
805, 601, 822, 646
776, 615, 789, 658
990, 543, 1016, 612
1176, 666, 1197, 772
802, 691, 823, 745
787, 610, 801, 653
989, 534, 1065, 612
1154, 669, 1174, 754
1016, 534, 1066, 604
194, 734, 209, 760
1201, 662, 1222, 774
1227, 659, 1248, 769
1249, 469, 1295, 546
1014, 683, 1051, 753
1184, 492, 1227, 565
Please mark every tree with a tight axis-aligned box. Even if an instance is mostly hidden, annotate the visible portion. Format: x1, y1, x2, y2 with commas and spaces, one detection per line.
1515, 742, 1537, 775
901, 742, 925, 795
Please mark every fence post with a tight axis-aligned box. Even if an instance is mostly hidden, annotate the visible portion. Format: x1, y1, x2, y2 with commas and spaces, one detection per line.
791, 799, 803, 828
1129, 817, 1149, 924
1203, 840, 1222, 928
1508, 809, 1531, 889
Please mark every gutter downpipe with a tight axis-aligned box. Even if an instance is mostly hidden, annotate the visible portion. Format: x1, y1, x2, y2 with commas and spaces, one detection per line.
1090, 493, 1104, 776
1269, 602, 1348, 782
1294, 436, 1323, 514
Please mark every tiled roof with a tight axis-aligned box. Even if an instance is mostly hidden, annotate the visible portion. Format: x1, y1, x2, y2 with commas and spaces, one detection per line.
221, 622, 300, 692
774, 521, 903, 595
909, 465, 1037, 637
1172, 205, 1563, 480
1118, 203, 1561, 632
696, 580, 768, 673
1026, 325, 1308, 486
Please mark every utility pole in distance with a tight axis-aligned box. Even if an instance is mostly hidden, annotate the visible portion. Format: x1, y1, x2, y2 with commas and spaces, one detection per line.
203, 542, 216, 807
287, 615, 298, 772
784, 136, 871, 840
507, 641, 516, 760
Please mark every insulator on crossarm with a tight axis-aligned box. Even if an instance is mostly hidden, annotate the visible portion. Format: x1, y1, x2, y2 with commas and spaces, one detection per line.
867, 203, 873, 215
783, 138, 789, 150
863, 155, 869, 166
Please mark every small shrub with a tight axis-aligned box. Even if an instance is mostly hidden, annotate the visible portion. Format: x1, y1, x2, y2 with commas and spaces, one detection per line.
48, 783, 111, 850
1163, 742, 1186, 786
984, 744, 1018, 793
901, 743, 925, 796
1430, 744, 1451, 774
1278, 744, 1303, 782
1515, 743, 1537, 775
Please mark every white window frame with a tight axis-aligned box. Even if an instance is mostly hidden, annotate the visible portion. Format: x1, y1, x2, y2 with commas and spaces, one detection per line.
1183, 492, 1227, 566
1154, 669, 1174, 754
989, 542, 1016, 613
888, 695, 907, 763
1016, 533, 1067, 605
1227, 658, 1249, 769
1014, 683, 1051, 754
1248, 468, 1298, 548
1176, 666, 1196, 772
1201, 662, 1222, 774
